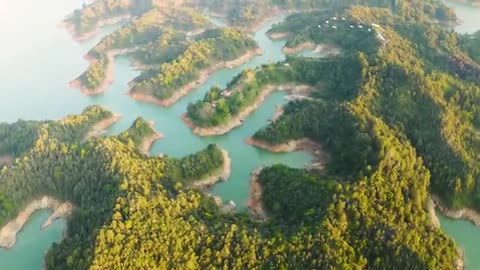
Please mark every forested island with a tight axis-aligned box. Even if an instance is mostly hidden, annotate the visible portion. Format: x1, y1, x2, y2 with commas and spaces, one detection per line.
3, 0, 480, 269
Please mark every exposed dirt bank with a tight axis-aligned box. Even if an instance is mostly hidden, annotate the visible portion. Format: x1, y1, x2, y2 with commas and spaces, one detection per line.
282, 42, 316, 54
431, 194, 480, 226
267, 32, 290, 40
140, 121, 164, 155
83, 113, 121, 141
247, 168, 268, 222
246, 137, 325, 170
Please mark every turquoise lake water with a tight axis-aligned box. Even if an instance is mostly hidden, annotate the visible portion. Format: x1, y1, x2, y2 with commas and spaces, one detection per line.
0, 0, 478, 269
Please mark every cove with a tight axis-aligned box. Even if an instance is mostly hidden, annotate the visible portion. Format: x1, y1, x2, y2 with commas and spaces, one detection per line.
0, 210, 66, 269
0, 0, 311, 269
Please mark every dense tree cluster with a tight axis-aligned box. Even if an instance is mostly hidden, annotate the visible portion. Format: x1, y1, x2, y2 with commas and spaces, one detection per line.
118, 117, 155, 148
459, 31, 480, 64
0, 106, 112, 158
80, 57, 108, 90
168, 144, 225, 182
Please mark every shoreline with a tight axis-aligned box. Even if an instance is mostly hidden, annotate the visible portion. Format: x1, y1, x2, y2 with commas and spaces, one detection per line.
431, 194, 480, 226
0, 197, 73, 249
182, 84, 313, 136
246, 137, 325, 170
70, 48, 137, 96
247, 168, 268, 222
190, 149, 231, 189
282, 42, 316, 54
59, 15, 131, 43
267, 31, 290, 40
428, 195, 467, 270
140, 121, 164, 155
129, 47, 264, 107
83, 113, 121, 141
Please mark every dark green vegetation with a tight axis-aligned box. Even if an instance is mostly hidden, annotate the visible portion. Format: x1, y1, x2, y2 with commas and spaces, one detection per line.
459, 30, 480, 63
0, 106, 112, 159
118, 117, 155, 149
68, 0, 456, 37
269, 9, 380, 54
130, 27, 257, 100
170, 144, 225, 182
78, 57, 108, 91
